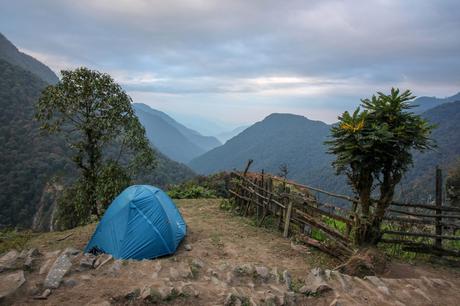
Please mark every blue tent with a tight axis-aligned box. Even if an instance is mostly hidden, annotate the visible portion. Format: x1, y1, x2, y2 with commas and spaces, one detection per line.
84, 185, 186, 260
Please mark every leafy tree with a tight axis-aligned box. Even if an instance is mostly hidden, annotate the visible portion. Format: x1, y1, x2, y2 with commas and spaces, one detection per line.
326, 88, 434, 245
36, 67, 155, 227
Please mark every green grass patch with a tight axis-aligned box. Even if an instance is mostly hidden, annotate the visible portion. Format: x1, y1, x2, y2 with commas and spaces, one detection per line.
0, 229, 35, 254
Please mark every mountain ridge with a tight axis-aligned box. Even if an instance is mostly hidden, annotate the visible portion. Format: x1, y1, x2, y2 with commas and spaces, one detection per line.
0, 32, 59, 84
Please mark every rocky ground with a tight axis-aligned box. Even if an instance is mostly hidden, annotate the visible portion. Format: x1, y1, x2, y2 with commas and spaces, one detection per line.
1, 199, 460, 305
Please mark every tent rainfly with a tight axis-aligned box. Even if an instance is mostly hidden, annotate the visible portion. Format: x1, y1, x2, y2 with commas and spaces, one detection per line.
85, 185, 186, 260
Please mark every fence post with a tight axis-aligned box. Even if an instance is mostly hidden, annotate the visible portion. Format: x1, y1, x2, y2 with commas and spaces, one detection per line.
435, 167, 443, 249
283, 187, 292, 238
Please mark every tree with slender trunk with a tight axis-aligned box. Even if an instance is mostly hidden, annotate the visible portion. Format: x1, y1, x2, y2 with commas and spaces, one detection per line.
326, 88, 435, 246
36, 67, 155, 227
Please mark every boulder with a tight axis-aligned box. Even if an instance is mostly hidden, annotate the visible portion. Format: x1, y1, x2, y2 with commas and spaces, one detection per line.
0, 270, 26, 300
33, 289, 52, 300
0, 250, 19, 272
184, 244, 192, 251
44, 254, 72, 289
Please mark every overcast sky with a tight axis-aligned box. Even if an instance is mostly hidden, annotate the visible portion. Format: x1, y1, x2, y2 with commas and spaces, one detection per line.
1, 0, 459, 132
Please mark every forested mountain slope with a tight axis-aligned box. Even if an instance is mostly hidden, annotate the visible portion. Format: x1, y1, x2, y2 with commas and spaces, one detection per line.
0, 35, 196, 229
0, 33, 58, 84
190, 103, 460, 203
0, 59, 73, 228
134, 103, 221, 152
189, 113, 347, 194
399, 101, 460, 202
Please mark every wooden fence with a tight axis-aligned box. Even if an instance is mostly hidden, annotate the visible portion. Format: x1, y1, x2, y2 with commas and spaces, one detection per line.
228, 166, 460, 259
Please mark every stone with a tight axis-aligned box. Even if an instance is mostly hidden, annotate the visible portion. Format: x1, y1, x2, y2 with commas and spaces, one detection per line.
180, 284, 200, 297
80, 274, 92, 281
140, 286, 163, 302
329, 298, 346, 306
24, 255, 34, 270
79, 253, 97, 270
124, 288, 140, 300
255, 266, 270, 280
85, 299, 111, 306
271, 267, 280, 283
169, 267, 180, 279
225, 271, 235, 284
27, 248, 39, 257
302, 268, 333, 295
63, 247, 81, 257
0, 270, 26, 300
107, 260, 122, 276
39, 259, 53, 275
191, 258, 205, 269
283, 291, 297, 306
234, 263, 254, 276
158, 285, 174, 300
63, 279, 78, 287
44, 254, 72, 289
34, 288, 52, 300
262, 292, 278, 306
224, 293, 242, 306
28, 283, 41, 296
283, 270, 292, 290
0, 250, 19, 271
43, 250, 61, 259
184, 244, 192, 251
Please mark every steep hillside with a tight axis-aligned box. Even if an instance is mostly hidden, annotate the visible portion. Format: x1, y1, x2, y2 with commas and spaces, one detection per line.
399, 101, 460, 202
0, 59, 73, 229
0, 33, 58, 84
0, 35, 196, 229
189, 113, 347, 194
134, 107, 206, 163
134, 103, 221, 151
190, 102, 460, 202
411, 92, 460, 114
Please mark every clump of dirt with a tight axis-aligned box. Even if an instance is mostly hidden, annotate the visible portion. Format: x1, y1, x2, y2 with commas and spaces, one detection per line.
339, 247, 388, 277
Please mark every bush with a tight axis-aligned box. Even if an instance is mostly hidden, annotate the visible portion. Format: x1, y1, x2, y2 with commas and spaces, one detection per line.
167, 183, 217, 199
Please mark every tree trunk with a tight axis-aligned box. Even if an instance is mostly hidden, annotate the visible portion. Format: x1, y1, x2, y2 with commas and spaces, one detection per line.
354, 169, 374, 245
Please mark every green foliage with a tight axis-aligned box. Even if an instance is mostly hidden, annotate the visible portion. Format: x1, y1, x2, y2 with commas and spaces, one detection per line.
36, 67, 155, 228
167, 172, 231, 199
0, 229, 34, 254
0, 59, 74, 229
326, 88, 435, 245
446, 159, 460, 208
167, 183, 216, 199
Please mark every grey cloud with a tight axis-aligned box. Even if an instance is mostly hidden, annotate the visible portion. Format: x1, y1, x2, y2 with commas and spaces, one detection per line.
1, 0, 459, 124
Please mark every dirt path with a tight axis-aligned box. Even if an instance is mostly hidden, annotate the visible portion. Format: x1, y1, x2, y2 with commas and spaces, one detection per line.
3, 199, 460, 305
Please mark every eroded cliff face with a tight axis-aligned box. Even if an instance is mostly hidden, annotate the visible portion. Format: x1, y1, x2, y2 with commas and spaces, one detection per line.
32, 183, 63, 232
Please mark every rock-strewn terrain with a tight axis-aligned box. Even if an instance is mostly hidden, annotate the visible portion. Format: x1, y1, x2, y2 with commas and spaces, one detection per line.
1, 199, 460, 305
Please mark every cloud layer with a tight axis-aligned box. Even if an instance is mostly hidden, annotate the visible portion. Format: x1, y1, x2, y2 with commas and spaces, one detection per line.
1, 0, 459, 128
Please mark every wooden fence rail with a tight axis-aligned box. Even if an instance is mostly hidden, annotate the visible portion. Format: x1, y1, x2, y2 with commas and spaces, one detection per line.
228, 165, 460, 258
